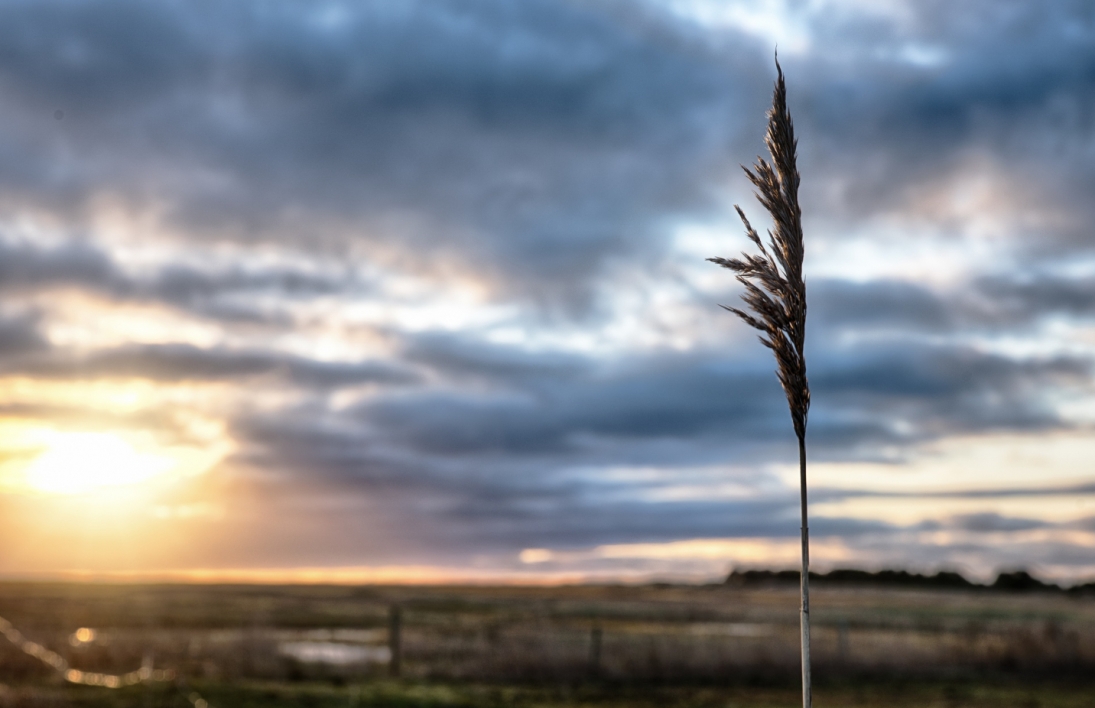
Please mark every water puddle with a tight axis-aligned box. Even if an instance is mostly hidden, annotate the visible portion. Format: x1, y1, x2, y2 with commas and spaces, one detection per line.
278, 641, 391, 665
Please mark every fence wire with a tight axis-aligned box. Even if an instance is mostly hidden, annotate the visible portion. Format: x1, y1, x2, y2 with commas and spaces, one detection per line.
0, 615, 212, 706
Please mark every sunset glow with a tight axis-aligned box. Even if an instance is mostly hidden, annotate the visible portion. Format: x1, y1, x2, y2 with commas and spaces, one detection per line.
21, 432, 177, 495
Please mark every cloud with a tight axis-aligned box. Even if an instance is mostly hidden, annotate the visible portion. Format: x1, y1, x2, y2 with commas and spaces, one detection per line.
974, 274, 1095, 324
199, 327, 1092, 568
788, 1, 1095, 223
810, 279, 953, 332
76, 344, 415, 387
948, 512, 1048, 533
0, 0, 1091, 578
0, 0, 766, 309
0, 313, 47, 357
358, 333, 1087, 466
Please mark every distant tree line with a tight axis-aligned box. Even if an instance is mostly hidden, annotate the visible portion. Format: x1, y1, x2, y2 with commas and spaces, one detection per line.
725, 568, 1095, 594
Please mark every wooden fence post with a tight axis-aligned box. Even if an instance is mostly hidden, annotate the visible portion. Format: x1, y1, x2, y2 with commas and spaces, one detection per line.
838, 619, 849, 664
589, 623, 602, 679
389, 605, 402, 678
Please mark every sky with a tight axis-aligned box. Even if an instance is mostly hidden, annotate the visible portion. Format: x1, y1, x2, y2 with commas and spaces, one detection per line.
0, 0, 1092, 584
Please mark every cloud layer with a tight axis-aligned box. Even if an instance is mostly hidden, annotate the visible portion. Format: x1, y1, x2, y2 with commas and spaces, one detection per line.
0, 0, 1092, 582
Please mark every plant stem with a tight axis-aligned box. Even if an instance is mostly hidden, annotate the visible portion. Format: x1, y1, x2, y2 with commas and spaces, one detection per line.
799, 433, 811, 708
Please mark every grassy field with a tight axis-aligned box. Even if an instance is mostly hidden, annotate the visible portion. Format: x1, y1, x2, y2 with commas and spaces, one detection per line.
0, 679, 1093, 708
0, 581, 1091, 706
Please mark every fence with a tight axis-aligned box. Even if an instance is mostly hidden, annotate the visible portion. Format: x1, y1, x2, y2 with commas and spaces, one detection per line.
0, 584, 1093, 690
0, 614, 213, 707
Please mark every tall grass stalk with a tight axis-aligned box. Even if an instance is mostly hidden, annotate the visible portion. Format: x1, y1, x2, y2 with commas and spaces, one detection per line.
708, 59, 811, 708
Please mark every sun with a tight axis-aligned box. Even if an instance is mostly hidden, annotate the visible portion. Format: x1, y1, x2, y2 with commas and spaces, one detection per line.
21, 431, 178, 495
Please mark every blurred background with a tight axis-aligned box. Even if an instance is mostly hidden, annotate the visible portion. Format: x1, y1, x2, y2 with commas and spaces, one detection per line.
0, 0, 1092, 705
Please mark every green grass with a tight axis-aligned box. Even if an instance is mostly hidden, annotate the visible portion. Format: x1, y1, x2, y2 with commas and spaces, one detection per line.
5, 679, 1091, 708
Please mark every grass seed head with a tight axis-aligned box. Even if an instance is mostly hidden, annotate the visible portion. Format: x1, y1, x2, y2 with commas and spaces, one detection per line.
708, 58, 810, 440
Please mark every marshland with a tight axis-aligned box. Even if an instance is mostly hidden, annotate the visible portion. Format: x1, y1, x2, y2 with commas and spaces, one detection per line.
0, 577, 1092, 707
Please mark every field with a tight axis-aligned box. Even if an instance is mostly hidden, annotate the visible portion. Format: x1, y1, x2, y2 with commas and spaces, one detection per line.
0, 581, 1091, 707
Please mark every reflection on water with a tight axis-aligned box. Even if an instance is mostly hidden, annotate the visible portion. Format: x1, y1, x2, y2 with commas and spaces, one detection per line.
283, 629, 385, 643
688, 622, 774, 637
278, 641, 390, 665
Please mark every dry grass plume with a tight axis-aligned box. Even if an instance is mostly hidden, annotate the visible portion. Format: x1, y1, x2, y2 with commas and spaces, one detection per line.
707, 58, 813, 708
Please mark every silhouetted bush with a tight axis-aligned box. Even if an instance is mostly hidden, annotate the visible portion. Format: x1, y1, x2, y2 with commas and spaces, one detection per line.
726, 568, 1071, 592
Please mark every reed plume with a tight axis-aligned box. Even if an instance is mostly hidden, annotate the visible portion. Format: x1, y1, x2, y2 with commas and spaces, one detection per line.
707, 59, 812, 708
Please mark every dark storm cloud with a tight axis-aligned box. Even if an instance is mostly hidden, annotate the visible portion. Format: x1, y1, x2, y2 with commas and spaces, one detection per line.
790, 1, 1095, 241
807, 343, 1089, 458
358, 335, 1087, 463
974, 275, 1095, 323
811, 275, 1095, 335
365, 345, 782, 457
0, 0, 765, 306
810, 279, 954, 331
0, 0, 1090, 300
814, 344, 1084, 405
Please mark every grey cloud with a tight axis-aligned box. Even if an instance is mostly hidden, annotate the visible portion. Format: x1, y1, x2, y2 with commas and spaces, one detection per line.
0, 1, 201, 111
12, 342, 416, 388
813, 346, 1077, 399
974, 275, 1095, 323
948, 512, 1049, 533
0, 313, 47, 356
406, 337, 1066, 471
1068, 516, 1095, 532
0, 239, 120, 291
0, 0, 1091, 306
813, 481, 1095, 503
208, 326, 1091, 558
810, 279, 953, 331
148, 263, 348, 306
360, 335, 1086, 464
403, 332, 593, 386
364, 347, 783, 457
771, 2, 1095, 266
0, 237, 355, 324
0, 0, 760, 307
436, 500, 892, 551
812, 275, 1095, 336
812, 344, 1088, 439
230, 407, 893, 554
